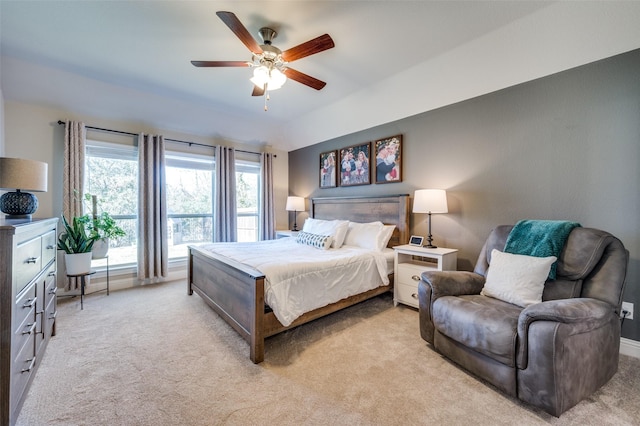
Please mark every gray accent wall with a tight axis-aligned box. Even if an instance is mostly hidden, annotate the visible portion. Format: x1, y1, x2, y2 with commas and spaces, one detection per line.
289, 49, 640, 341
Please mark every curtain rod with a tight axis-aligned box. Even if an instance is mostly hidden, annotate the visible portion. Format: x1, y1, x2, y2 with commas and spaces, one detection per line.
56, 120, 274, 157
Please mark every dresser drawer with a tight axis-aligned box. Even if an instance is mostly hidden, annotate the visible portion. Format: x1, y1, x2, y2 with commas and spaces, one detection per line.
44, 295, 57, 338
15, 236, 43, 293
14, 283, 37, 334
11, 333, 36, 411
396, 262, 433, 286
396, 282, 420, 308
43, 264, 57, 308
13, 305, 37, 366
41, 230, 57, 267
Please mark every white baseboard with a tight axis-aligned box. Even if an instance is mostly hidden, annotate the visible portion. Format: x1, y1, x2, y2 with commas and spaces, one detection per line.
620, 337, 640, 358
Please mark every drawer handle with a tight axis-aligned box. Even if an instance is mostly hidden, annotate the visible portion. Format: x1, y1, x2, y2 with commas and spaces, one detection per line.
48, 271, 56, 277
22, 297, 37, 309
46, 244, 55, 250
49, 286, 58, 295
26, 256, 40, 264
411, 275, 420, 281
36, 311, 44, 335
412, 293, 418, 299
21, 357, 36, 373
49, 311, 58, 320
22, 322, 37, 335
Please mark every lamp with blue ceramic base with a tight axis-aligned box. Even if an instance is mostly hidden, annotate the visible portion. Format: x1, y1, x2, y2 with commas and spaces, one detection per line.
0, 157, 48, 219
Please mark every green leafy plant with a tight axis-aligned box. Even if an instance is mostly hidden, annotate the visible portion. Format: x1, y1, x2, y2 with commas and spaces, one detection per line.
80, 211, 127, 240
79, 193, 126, 240
57, 215, 95, 254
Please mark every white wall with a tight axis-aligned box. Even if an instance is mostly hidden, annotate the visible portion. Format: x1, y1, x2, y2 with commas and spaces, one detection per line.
0, 88, 4, 156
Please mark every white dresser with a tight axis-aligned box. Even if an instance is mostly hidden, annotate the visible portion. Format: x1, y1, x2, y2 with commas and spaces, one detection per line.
0, 218, 58, 426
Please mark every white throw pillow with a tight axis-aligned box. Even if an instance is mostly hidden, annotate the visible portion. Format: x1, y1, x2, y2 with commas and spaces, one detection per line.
301, 218, 349, 248
332, 221, 350, 248
481, 249, 557, 307
377, 225, 396, 251
343, 221, 385, 251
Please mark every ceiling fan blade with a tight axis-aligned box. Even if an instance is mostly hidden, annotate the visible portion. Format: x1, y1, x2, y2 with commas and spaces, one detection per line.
191, 60, 250, 67
216, 11, 263, 55
284, 68, 327, 90
252, 84, 265, 97
281, 34, 335, 62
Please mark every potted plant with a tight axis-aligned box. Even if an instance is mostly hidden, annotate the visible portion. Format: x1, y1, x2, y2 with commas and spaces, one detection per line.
57, 214, 95, 275
81, 193, 126, 259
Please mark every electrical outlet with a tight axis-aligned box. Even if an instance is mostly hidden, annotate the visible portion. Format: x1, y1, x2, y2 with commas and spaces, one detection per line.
622, 302, 634, 320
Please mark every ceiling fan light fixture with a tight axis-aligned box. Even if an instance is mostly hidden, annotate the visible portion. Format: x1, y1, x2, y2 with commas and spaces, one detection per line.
250, 66, 287, 91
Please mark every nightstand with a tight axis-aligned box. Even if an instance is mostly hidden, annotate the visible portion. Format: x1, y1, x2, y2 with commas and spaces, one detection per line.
393, 244, 458, 308
276, 230, 299, 239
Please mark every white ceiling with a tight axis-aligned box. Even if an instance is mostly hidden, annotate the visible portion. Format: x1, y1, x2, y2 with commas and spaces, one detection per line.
2, 1, 640, 152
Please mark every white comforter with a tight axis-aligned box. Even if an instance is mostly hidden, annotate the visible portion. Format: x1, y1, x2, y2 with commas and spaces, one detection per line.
198, 238, 390, 327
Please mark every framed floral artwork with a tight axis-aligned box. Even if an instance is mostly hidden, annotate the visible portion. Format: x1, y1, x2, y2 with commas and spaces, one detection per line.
373, 134, 402, 183
319, 150, 337, 188
338, 142, 371, 186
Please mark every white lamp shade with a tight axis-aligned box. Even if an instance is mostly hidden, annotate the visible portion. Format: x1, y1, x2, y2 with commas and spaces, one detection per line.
0, 157, 48, 192
285, 196, 305, 212
251, 67, 287, 91
413, 189, 448, 214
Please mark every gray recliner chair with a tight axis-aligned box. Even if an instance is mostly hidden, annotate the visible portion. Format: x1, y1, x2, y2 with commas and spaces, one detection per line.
418, 225, 629, 416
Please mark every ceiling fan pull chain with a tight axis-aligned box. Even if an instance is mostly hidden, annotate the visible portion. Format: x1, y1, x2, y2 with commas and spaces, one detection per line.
264, 83, 269, 111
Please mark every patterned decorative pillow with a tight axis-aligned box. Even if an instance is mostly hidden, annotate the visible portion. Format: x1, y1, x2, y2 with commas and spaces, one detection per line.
295, 231, 333, 250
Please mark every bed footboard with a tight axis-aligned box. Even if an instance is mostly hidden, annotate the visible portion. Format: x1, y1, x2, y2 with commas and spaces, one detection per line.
188, 246, 267, 363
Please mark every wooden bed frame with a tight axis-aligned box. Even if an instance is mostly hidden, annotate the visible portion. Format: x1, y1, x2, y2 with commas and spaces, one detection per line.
187, 194, 409, 363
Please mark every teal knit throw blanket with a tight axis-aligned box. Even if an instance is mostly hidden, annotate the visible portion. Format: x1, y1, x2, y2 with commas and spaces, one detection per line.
504, 220, 581, 280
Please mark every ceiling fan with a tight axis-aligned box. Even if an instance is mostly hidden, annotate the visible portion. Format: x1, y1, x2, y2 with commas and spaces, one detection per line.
191, 11, 335, 109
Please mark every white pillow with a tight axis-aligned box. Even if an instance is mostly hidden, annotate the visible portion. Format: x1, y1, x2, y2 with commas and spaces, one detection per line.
481, 249, 556, 307
378, 225, 396, 250
343, 221, 385, 251
332, 221, 350, 249
301, 218, 349, 248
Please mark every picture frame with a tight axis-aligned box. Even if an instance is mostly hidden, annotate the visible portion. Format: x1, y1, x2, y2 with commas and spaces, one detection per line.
338, 142, 371, 186
373, 134, 403, 184
409, 235, 424, 247
319, 150, 338, 188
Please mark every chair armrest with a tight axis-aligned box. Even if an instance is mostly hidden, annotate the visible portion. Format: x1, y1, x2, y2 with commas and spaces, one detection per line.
517, 298, 615, 368
421, 271, 485, 300
519, 298, 613, 331
418, 271, 485, 344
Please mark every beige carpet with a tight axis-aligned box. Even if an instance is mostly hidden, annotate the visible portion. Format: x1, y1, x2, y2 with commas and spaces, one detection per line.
16, 280, 640, 425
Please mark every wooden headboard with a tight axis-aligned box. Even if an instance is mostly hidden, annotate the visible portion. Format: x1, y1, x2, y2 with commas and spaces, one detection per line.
311, 194, 410, 247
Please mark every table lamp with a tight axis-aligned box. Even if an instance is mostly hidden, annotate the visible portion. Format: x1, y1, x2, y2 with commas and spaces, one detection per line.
413, 189, 448, 248
285, 196, 305, 231
0, 157, 48, 219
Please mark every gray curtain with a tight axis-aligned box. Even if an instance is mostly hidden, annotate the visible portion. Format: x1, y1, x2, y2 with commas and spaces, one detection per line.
138, 133, 168, 282
214, 146, 237, 242
63, 120, 86, 221
62, 120, 86, 290
259, 152, 276, 240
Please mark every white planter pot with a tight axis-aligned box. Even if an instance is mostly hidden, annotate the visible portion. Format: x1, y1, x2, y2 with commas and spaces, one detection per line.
64, 252, 93, 275
92, 237, 110, 259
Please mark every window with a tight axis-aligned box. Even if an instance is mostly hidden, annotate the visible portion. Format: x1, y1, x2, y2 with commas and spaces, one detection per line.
85, 140, 263, 266
165, 152, 214, 259
236, 159, 260, 242
84, 141, 138, 268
